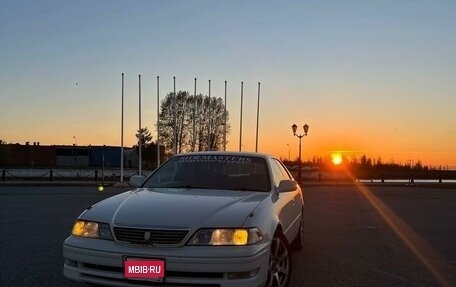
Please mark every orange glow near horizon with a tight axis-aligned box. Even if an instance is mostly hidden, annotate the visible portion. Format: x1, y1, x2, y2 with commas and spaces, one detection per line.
2, 120, 456, 167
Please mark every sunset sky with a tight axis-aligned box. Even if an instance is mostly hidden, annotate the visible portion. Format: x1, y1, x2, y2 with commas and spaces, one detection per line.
1, 1, 456, 167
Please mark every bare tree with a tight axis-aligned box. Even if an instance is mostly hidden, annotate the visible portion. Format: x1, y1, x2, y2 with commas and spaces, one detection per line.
158, 91, 230, 154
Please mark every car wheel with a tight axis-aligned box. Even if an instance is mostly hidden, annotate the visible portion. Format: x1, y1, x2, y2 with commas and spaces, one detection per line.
266, 232, 291, 287
291, 215, 304, 250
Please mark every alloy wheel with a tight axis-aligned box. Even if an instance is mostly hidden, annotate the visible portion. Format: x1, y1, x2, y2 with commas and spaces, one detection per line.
266, 234, 290, 287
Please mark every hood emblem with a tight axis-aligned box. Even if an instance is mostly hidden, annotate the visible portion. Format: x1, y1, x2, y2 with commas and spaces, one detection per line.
144, 231, 151, 241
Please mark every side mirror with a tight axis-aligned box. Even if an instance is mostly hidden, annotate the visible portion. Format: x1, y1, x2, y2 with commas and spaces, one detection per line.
277, 179, 298, 193
129, 175, 145, 187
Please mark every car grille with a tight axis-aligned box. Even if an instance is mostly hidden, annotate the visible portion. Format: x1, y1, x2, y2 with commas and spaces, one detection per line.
114, 227, 189, 245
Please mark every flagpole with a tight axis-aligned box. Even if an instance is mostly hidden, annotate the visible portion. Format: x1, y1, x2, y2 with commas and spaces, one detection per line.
120, 73, 124, 182
192, 78, 197, 152
156, 76, 160, 167
138, 74, 142, 176
224, 80, 227, 151
239, 81, 243, 152
255, 82, 260, 153
179, 89, 186, 154
173, 76, 177, 155
208, 79, 211, 150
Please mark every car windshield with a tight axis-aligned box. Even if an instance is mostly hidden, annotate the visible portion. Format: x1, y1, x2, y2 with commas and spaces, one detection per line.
142, 155, 271, 192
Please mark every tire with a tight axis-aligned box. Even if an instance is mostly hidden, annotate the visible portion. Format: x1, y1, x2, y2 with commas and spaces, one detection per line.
291, 215, 304, 250
265, 232, 292, 287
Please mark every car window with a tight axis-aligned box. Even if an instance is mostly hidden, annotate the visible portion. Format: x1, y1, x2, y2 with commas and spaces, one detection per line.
269, 159, 285, 187
273, 159, 292, 180
152, 159, 177, 184
143, 155, 271, 192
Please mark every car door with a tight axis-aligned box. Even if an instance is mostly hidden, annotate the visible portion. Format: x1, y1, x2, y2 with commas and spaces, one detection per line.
269, 158, 298, 242
273, 159, 303, 239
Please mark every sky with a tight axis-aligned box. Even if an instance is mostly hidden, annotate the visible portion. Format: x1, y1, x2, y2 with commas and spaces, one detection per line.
1, 0, 456, 167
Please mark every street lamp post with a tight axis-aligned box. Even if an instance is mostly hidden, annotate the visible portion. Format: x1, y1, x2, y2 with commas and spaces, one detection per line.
292, 123, 309, 185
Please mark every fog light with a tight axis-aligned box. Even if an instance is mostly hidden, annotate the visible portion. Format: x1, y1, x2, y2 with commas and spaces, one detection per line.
64, 259, 77, 267
228, 268, 260, 279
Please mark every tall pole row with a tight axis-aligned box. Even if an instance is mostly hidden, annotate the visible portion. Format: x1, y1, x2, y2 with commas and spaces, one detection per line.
120, 76, 262, 165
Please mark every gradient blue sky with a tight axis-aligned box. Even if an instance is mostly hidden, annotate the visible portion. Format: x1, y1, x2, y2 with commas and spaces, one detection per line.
1, 0, 456, 166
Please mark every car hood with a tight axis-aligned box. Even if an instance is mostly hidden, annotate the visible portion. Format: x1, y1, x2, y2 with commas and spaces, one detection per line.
81, 188, 269, 229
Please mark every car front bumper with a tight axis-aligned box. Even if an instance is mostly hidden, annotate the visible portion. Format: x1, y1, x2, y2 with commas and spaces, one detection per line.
63, 236, 269, 287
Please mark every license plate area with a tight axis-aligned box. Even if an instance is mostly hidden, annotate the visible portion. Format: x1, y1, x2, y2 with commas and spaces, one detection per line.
124, 257, 165, 282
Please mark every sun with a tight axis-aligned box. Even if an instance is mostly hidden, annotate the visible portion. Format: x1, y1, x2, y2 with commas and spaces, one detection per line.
331, 153, 343, 165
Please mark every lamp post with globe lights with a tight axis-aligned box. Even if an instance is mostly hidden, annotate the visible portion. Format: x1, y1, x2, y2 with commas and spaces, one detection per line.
292, 123, 309, 184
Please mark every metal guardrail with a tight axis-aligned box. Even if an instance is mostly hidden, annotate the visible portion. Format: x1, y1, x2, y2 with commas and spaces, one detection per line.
2, 168, 455, 185
292, 170, 456, 184
1, 168, 152, 181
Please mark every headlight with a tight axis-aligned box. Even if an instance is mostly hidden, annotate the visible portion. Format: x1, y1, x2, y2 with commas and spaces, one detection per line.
71, 220, 113, 240
188, 228, 263, 246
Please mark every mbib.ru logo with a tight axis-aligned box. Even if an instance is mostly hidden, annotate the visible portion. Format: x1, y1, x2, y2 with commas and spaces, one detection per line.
124, 259, 165, 279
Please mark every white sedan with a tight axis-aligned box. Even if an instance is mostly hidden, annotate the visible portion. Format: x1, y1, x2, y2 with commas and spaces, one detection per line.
63, 152, 304, 287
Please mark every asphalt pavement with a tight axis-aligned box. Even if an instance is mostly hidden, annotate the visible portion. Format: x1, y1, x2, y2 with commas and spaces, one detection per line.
0, 184, 455, 287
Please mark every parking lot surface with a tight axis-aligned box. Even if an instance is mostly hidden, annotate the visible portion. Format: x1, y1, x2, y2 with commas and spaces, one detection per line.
1, 184, 455, 286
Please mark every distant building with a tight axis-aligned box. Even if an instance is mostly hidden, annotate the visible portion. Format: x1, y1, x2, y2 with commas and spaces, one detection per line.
89, 146, 122, 168
56, 146, 89, 167
2, 143, 164, 168
5, 142, 56, 166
